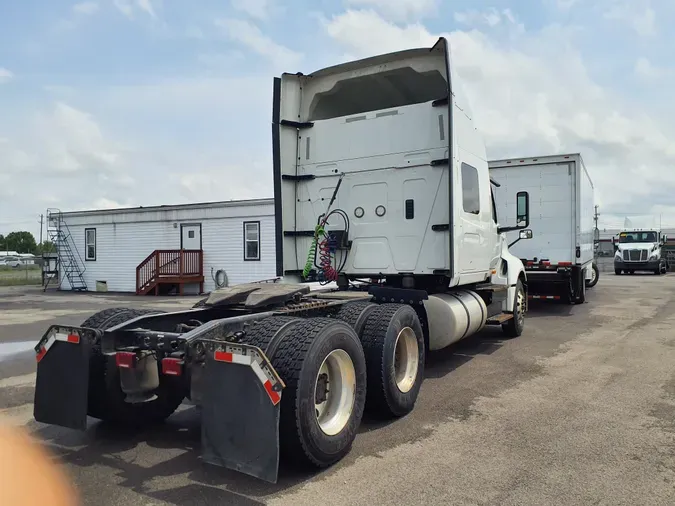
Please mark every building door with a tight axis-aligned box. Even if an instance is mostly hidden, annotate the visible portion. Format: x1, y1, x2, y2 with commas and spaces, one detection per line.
181, 224, 202, 250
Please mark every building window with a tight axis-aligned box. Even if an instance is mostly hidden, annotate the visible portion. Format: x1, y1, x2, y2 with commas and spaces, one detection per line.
85, 228, 96, 261
244, 221, 260, 261
461, 163, 480, 215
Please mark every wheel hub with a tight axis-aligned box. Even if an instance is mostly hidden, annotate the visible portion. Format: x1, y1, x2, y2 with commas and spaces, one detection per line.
516, 289, 525, 326
314, 349, 356, 436
315, 373, 329, 404
393, 327, 419, 394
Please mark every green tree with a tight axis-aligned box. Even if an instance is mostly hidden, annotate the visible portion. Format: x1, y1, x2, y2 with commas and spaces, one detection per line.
4, 231, 37, 254
0, 234, 5, 251
36, 240, 56, 254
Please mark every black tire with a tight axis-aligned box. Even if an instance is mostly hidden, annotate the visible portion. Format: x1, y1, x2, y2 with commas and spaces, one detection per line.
502, 279, 526, 337
615, 269, 621, 275
244, 316, 304, 356
586, 263, 599, 288
335, 301, 377, 336
82, 307, 186, 425
360, 304, 425, 418
267, 318, 367, 468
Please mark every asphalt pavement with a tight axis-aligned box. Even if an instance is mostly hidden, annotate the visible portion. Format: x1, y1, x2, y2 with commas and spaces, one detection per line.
1, 275, 674, 505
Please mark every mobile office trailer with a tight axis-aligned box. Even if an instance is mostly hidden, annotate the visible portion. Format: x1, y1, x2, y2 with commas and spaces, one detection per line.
489, 153, 596, 304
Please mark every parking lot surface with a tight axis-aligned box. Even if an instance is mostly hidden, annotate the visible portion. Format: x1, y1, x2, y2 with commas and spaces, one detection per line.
1, 275, 674, 505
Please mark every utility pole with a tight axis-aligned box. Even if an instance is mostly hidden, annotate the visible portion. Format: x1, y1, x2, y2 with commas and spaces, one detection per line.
38, 214, 44, 247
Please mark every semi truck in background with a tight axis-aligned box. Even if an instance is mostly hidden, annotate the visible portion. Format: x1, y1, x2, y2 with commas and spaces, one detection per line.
613, 229, 668, 275
31, 38, 535, 484
489, 153, 597, 304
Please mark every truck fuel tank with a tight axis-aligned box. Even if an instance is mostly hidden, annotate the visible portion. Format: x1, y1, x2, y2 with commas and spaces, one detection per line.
423, 291, 487, 351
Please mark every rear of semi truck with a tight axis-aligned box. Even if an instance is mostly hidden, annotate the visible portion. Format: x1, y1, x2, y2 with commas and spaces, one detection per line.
32, 38, 531, 485
489, 153, 595, 304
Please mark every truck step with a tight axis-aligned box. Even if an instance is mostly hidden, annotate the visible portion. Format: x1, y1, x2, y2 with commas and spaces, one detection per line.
485, 313, 513, 325
474, 283, 509, 293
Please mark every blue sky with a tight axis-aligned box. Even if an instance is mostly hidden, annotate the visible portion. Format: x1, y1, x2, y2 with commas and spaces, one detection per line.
1, 0, 674, 238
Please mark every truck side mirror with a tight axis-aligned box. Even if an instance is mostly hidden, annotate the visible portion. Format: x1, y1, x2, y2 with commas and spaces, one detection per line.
516, 191, 529, 227
519, 229, 533, 240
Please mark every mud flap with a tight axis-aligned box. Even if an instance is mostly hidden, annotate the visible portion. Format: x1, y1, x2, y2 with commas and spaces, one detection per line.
200, 344, 283, 484
33, 326, 93, 430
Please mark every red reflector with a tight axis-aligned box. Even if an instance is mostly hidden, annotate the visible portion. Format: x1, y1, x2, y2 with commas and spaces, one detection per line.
161, 358, 183, 376
264, 380, 281, 405
36, 347, 47, 363
541, 261, 551, 266
116, 352, 136, 369
67, 334, 80, 344
214, 351, 233, 362
559, 262, 572, 266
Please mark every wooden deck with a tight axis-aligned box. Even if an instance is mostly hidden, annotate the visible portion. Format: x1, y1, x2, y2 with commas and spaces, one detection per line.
136, 249, 204, 295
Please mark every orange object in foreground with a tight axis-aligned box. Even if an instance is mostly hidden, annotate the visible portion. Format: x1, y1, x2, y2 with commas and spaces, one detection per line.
0, 425, 79, 506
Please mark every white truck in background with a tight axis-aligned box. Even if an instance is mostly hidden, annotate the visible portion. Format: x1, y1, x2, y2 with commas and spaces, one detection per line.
613, 229, 668, 275
489, 153, 597, 304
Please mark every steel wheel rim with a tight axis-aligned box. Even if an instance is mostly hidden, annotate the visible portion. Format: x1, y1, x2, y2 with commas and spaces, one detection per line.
314, 349, 356, 436
393, 327, 419, 393
591, 267, 597, 284
516, 288, 525, 326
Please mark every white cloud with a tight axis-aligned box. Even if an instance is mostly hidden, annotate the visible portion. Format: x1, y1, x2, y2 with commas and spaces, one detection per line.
454, 8, 522, 29
604, 3, 656, 36
114, 0, 156, 19
634, 57, 667, 79
322, 9, 675, 220
0, 68, 13, 84
72, 2, 99, 15
0, 102, 133, 236
136, 0, 156, 18
556, 0, 580, 10
113, 0, 133, 18
215, 18, 303, 69
37, 102, 121, 173
231, 0, 274, 21
345, 0, 438, 22
322, 10, 434, 58
92, 197, 125, 209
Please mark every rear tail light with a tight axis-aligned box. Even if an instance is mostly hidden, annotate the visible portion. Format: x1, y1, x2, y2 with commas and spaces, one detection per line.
116, 351, 137, 369
161, 357, 184, 376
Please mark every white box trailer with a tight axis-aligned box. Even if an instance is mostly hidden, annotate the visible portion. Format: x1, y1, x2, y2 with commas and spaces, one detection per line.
489, 153, 597, 304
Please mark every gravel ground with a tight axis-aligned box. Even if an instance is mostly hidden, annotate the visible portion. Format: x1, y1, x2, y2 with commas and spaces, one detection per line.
0, 276, 674, 506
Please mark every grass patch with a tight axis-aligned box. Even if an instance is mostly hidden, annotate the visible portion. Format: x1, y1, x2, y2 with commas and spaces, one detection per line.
0, 265, 42, 286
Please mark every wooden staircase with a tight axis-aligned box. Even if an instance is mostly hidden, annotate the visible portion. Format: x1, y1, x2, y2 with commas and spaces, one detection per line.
136, 249, 204, 295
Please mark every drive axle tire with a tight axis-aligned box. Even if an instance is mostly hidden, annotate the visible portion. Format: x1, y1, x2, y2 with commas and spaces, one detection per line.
336, 301, 377, 337
360, 304, 425, 418
586, 263, 599, 288
267, 318, 367, 468
503, 279, 526, 337
81, 308, 186, 426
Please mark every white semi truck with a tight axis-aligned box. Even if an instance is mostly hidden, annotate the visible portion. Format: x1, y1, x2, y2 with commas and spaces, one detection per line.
32, 38, 533, 483
489, 153, 597, 304
613, 229, 668, 275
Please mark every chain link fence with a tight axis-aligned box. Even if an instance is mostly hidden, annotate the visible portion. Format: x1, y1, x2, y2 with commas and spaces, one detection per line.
0, 263, 42, 287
